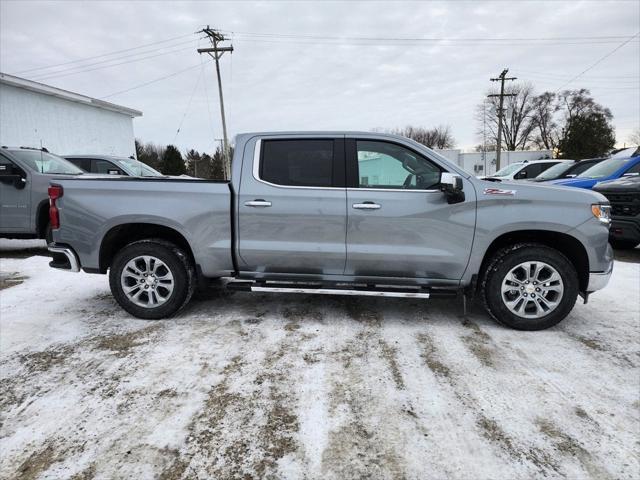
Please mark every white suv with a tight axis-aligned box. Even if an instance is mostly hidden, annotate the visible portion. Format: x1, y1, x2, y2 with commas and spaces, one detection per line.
482, 160, 570, 181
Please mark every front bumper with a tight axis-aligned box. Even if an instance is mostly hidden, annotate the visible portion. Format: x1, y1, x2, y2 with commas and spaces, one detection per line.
609, 217, 640, 243
48, 243, 80, 272
586, 261, 613, 293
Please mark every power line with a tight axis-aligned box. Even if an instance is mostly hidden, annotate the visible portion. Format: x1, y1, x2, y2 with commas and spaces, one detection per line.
220, 30, 638, 44
173, 68, 204, 143
32, 44, 199, 82
29, 39, 200, 81
515, 69, 639, 79
229, 37, 638, 48
555, 32, 640, 91
100, 60, 211, 99
12, 32, 196, 75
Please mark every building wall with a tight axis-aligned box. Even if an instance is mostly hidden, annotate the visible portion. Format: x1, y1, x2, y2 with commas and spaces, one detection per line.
0, 83, 136, 157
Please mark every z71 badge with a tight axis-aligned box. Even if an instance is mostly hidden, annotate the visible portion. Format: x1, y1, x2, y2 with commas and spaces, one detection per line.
483, 188, 516, 196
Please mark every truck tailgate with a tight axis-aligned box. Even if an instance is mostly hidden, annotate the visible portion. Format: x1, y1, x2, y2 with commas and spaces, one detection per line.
51, 178, 233, 276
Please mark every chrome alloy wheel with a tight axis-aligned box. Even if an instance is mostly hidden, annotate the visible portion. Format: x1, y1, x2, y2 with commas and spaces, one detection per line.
500, 261, 564, 319
120, 255, 175, 308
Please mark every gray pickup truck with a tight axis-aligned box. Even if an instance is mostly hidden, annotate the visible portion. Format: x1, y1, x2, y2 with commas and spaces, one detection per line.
47, 132, 614, 330
0, 147, 85, 240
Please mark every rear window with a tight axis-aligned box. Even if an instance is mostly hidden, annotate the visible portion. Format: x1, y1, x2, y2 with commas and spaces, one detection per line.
11, 150, 83, 175
260, 139, 334, 187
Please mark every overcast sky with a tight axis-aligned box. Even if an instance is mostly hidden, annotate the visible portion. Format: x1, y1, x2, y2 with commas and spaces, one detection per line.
1, 0, 638, 153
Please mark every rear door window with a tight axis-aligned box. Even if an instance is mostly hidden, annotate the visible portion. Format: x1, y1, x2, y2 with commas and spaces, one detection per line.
570, 161, 596, 175
260, 139, 336, 187
92, 159, 124, 175
66, 158, 91, 172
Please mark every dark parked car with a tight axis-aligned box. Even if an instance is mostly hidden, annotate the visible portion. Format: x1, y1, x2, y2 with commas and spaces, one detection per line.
594, 176, 640, 249
65, 155, 163, 177
532, 158, 605, 182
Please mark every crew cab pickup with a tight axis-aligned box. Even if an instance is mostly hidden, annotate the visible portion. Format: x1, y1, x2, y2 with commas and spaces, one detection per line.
0, 147, 86, 240
47, 132, 614, 330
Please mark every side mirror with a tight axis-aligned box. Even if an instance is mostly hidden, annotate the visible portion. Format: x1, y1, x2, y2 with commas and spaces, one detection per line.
440, 172, 465, 204
0, 173, 26, 189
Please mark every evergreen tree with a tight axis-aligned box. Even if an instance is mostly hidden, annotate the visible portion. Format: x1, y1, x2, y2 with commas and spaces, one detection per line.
161, 145, 186, 176
185, 149, 202, 177
557, 112, 615, 159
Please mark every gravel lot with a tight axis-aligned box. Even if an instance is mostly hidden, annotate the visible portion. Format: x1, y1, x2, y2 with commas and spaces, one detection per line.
1, 240, 639, 480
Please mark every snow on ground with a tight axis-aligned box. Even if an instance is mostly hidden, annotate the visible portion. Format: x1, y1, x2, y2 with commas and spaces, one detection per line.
0, 247, 639, 480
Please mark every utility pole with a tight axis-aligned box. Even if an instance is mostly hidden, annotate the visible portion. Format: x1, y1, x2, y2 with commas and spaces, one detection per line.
482, 100, 487, 175
488, 68, 517, 170
198, 26, 233, 179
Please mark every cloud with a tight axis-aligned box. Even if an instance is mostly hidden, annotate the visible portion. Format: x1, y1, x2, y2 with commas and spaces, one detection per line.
1, 0, 638, 152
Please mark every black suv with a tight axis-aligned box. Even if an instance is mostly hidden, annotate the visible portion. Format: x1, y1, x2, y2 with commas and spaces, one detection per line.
594, 176, 640, 249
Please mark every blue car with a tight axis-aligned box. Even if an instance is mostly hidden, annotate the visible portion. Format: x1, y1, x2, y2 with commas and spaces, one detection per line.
550, 152, 640, 189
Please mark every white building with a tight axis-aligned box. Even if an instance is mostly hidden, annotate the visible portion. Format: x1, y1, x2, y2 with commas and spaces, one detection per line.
436, 149, 553, 176
0, 73, 142, 157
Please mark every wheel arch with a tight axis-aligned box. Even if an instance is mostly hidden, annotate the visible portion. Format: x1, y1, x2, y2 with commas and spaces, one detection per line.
478, 230, 590, 292
99, 223, 195, 273
35, 199, 50, 239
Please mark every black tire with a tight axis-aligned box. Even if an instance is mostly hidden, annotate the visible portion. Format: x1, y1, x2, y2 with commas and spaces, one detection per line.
45, 223, 53, 244
481, 243, 579, 331
109, 239, 196, 319
610, 239, 639, 250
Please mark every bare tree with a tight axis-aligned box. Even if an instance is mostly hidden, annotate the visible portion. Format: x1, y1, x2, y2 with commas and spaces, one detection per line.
530, 92, 561, 151
557, 88, 612, 124
529, 88, 615, 155
627, 127, 640, 145
479, 83, 536, 151
388, 125, 455, 149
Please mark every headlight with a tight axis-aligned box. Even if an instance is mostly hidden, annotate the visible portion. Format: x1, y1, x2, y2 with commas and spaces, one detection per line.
591, 204, 611, 225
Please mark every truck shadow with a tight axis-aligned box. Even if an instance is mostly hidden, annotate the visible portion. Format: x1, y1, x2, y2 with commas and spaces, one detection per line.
186, 288, 486, 329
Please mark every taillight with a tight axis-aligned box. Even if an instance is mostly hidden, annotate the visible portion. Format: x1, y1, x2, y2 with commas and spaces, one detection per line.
48, 185, 63, 229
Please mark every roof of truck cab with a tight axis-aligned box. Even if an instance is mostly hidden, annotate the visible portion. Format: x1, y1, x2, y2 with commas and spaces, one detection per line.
237, 131, 407, 138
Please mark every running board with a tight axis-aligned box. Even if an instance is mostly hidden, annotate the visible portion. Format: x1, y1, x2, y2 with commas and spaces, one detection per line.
226, 281, 458, 299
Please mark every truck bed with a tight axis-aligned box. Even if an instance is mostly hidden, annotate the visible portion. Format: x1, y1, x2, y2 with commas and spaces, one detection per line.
52, 177, 234, 277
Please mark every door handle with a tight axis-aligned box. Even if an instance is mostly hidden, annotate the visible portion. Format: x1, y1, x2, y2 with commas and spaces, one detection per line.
244, 199, 272, 207
352, 202, 381, 210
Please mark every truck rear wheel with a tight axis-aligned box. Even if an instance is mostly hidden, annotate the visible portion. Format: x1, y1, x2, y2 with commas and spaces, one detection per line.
481, 243, 578, 330
109, 239, 195, 319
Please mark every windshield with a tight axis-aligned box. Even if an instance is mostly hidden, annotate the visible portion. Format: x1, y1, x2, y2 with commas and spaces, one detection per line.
117, 158, 163, 177
578, 158, 631, 179
12, 150, 84, 174
492, 163, 523, 177
534, 162, 574, 181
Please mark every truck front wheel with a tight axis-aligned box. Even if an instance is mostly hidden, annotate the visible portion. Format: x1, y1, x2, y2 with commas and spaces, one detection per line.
481, 243, 579, 330
109, 239, 195, 319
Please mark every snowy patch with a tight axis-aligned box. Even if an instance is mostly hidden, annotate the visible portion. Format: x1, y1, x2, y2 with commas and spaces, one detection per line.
1, 254, 639, 479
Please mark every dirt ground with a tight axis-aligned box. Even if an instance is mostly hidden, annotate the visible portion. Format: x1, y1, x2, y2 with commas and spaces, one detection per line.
1, 241, 638, 479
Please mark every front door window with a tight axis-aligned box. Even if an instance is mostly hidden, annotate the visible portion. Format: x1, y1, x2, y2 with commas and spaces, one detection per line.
356, 141, 441, 190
